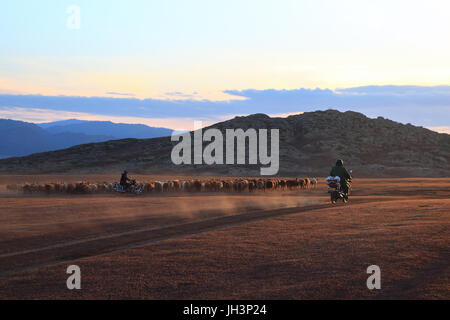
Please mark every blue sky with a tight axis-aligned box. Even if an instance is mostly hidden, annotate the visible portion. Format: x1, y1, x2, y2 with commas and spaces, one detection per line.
0, 1, 449, 131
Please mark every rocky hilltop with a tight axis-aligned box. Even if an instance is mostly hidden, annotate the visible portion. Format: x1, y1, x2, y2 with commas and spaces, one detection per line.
0, 110, 449, 177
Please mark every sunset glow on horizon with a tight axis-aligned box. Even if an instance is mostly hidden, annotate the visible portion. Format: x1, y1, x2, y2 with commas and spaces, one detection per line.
1, 0, 450, 101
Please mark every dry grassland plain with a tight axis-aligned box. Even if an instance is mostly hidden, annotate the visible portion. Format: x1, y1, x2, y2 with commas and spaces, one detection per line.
0, 175, 448, 299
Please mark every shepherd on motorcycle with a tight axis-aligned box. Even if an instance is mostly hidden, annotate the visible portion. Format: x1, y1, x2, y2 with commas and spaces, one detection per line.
120, 170, 132, 190
330, 159, 352, 200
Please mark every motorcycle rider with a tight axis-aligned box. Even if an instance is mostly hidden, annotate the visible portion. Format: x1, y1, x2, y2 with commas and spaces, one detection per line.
120, 170, 132, 190
330, 159, 352, 200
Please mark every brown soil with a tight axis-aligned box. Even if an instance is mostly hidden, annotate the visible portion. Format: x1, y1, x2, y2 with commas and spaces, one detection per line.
0, 176, 448, 299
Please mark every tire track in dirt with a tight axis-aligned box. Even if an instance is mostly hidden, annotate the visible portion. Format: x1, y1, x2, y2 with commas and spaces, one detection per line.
0, 197, 380, 278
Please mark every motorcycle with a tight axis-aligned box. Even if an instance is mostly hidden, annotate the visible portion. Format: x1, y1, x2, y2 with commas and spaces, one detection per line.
325, 174, 352, 204
113, 179, 144, 195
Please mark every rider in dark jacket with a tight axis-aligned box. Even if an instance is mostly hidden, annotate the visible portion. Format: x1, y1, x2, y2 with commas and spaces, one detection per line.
330, 159, 352, 198
120, 170, 131, 189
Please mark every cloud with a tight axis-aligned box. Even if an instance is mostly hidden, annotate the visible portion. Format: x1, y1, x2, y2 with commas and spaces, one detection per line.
0, 85, 449, 129
105, 92, 136, 97
164, 91, 200, 99
336, 85, 450, 95
426, 126, 450, 134
223, 86, 450, 126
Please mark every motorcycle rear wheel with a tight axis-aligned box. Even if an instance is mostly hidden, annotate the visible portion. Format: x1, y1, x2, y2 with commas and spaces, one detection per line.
331, 191, 339, 203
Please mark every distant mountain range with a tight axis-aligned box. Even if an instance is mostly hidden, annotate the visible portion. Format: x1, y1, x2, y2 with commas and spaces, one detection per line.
1, 110, 449, 177
0, 119, 173, 159
39, 119, 173, 140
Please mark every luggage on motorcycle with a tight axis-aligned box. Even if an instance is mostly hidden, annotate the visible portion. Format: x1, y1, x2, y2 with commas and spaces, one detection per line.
328, 182, 338, 188
113, 182, 143, 195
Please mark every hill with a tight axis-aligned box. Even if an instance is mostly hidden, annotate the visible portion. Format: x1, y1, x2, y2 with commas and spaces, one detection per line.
0, 119, 112, 159
0, 110, 449, 177
39, 119, 173, 140
0, 119, 174, 159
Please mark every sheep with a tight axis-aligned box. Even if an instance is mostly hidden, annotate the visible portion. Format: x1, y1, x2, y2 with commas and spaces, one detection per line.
278, 179, 287, 190
181, 181, 190, 192
44, 184, 54, 194
256, 179, 265, 191
31, 184, 40, 193
88, 184, 98, 194
75, 182, 89, 194
171, 180, 181, 192
222, 180, 232, 192
22, 184, 31, 194
154, 181, 164, 193
213, 181, 224, 192
203, 181, 213, 192
66, 183, 75, 193
286, 179, 299, 190
107, 183, 116, 193
265, 179, 275, 190
97, 183, 106, 193
273, 179, 281, 190
248, 180, 256, 192
13, 176, 322, 195
144, 182, 154, 193
53, 183, 62, 193
238, 180, 249, 192
304, 178, 310, 189
192, 180, 202, 192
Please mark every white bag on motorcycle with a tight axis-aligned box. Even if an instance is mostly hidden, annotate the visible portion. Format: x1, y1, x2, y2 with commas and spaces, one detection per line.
325, 176, 340, 183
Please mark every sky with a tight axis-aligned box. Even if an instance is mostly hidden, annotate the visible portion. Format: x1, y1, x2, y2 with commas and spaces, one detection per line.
0, 0, 449, 131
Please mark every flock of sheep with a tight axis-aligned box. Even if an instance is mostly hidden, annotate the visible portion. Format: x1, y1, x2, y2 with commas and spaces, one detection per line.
6, 178, 318, 195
